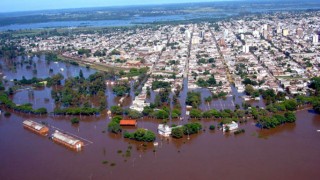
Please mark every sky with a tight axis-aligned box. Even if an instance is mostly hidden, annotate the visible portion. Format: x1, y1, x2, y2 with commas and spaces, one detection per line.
0, 0, 231, 13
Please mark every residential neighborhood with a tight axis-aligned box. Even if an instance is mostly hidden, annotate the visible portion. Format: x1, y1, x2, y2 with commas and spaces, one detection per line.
12, 11, 319, 108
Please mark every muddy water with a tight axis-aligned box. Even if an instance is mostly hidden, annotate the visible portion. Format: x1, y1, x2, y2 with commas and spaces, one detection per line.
0, 55, 96, 82
1, 55, 98, 108
1, 109, 320, 180
1, 56, 320, 179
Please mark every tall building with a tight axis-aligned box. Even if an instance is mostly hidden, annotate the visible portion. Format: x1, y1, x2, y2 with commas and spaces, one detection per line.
263, 30, 268, 38
243, 45, 250, 53
192, 36, 200, 44
199, 31, 204, 38
263, 24, 268, 30
185, 30, 191, 40
224, 29, 229, 39
277, 26, 282, 34
218, 38, 226, 47
313, 34, 319, 44
240, 34, 245, 40
296, 28, 303, 38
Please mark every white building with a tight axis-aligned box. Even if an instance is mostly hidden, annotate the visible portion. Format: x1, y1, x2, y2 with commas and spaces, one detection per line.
283, 29, 289, 36
313, 34, 319, 44
223, 121, 239, 132
158, 124, 172, 137
243, 45, 250, 53
185, 30, 191, 40
224, 29, 229, 38
154, 45, 163, 52
192, 36, 200, 44
240, 34, 245, 40
253, 30, 260, 38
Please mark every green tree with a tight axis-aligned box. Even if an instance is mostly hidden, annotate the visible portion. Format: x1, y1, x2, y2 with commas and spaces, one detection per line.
190, 109, 202, 118
186, 92, 201, 108
313, 100, 320, 113
154, 94, 161, 107
152, 110, 169, 119
128, 109, 142, 119
112, 84, 130, 96
183, 122, 202, 135
283, 99, 298, 111
142, 106, 153, 116
79, 69, 84, 79
110, 106, 123, 115
108, 121, 122, 133
171, 127, 184, 138
245, 84, 255, 96
209, 125, 215, 130
124, 128, 156, 142
284, 111, 296, 123
71, 117, 80, 124
202, 111, 212, 118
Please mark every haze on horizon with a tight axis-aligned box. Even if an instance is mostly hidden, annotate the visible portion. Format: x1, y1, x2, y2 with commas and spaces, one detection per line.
1, 0, 240, 13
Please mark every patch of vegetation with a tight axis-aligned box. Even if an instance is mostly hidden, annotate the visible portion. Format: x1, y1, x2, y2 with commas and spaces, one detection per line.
196, 75, 217, 87
171, 127, 184, 139
4, 111, 11, 117
53, 107, 99, 115
123, 128, 156, 142
102, 160, 108, 164
209, 125, 215, 130
234, 129, 245, 135
186, 91, 201, 108
71, 117, 80, 124
257, 112, 296, 129
112, 82, 130, 96
152, 81, 171, 90
108, 116, 122, 134
110, 106, 123, 115
0, 93, 47, 115
183, 122, 202, 135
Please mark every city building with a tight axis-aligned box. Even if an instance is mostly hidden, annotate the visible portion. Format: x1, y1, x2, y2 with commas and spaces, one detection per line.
283, 29, 289, 36
313, 34, 319, 44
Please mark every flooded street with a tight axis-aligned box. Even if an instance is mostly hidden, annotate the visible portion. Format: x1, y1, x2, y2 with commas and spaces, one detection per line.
1, 56, 320, 180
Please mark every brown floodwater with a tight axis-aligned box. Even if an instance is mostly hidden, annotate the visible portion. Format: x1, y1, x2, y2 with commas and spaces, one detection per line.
1, 108, 320, 180
1, 56, 320, 179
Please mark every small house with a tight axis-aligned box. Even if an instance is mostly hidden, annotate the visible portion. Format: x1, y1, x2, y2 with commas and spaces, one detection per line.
223, 121, 239, 132
158, 124, 172, 137
120, 120, 137, 126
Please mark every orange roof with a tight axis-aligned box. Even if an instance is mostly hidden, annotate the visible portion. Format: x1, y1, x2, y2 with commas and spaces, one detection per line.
120, 120, 137, 126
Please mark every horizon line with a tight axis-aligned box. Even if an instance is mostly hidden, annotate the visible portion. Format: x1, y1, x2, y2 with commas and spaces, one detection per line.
0, 0, 249, 14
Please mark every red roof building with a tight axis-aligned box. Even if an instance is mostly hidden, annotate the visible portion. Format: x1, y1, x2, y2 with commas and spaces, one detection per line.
120, 120, 137, 126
